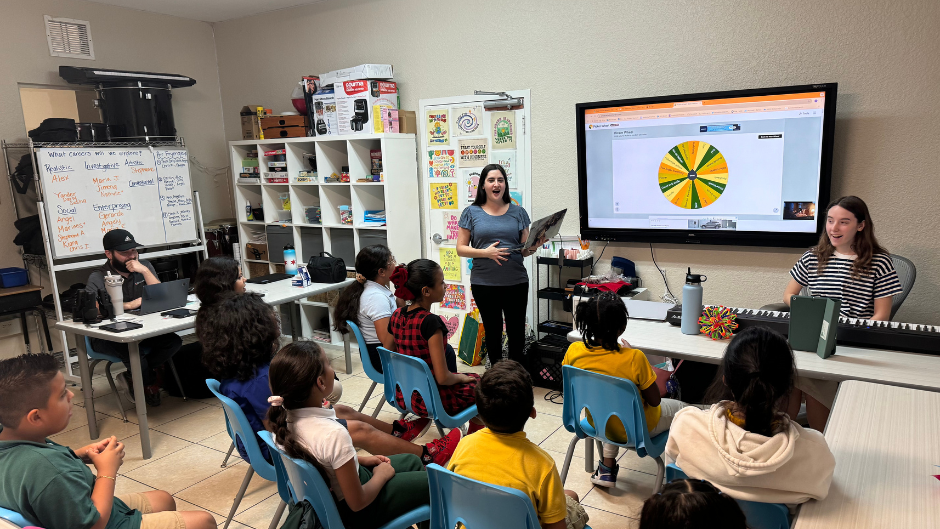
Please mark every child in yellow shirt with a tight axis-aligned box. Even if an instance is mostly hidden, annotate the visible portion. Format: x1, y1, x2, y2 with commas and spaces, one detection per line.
447, 360, 589, 529
563, 292, 687, 488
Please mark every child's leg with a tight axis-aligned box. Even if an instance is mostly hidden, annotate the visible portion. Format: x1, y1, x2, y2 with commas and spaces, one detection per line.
119, 491, 215, 529
346, 420, 422, 457
648, 398, 689, 436
333, 403, 394, 434
602, 443, 619, 468
564, 492, 590, 529
344, 454, 430, 529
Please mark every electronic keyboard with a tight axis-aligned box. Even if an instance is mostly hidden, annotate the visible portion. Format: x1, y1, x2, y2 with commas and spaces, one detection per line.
716, 306, 940, 357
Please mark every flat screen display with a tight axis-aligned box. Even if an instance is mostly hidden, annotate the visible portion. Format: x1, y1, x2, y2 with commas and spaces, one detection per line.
576, 83, 837, 247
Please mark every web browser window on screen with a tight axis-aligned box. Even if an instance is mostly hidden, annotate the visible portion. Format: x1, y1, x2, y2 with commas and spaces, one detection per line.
583, 92, 826, 234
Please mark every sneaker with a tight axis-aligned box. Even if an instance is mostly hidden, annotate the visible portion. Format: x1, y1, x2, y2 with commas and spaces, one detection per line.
590, 460, 619, 488
425, 427, 462, 466
144, 385, 162, 407
115, 372, 135, 404
396, 417, 432, 442
467, 421, 485, 435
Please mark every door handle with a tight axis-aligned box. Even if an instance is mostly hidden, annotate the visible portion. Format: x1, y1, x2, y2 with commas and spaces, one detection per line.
431, 233, 452, 245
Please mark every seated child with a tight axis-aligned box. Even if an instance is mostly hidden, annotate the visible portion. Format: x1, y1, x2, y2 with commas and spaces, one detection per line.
0, 354, 215, 529
665, 326, 835, 504
269, 341, 432, 529
563, 292, 687, 487
196, 291, 460, 466
333, 245, 399, 374
639, 479, 746, 529
386, 259, 478, 428
447, 360, 589, 529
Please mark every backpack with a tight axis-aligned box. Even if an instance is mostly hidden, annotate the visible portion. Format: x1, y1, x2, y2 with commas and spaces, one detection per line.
280, 500, 322, 529
306, 252, 346, 283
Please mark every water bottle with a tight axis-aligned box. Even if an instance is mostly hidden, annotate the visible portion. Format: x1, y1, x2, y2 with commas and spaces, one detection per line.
284, 245, 297, 275
681, 267, 707, 335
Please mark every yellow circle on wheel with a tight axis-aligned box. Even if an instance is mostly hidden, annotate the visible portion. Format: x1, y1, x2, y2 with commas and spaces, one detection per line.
658, 141, 728, 209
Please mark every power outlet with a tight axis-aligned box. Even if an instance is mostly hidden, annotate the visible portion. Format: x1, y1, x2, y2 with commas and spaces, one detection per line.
0, 318, 23, 338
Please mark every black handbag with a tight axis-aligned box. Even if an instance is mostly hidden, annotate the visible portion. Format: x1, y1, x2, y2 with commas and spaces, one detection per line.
307, 252, 347, 283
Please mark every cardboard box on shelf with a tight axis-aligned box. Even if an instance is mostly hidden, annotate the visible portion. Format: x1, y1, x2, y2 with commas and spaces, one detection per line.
398, 110, 416, 134
245, 243, 268, 261
320, 64, 393, 86
335, 80, 398, 135
310, 89, 339, 136
261, 115, 308, 129
240, 105, 265, 140
261, 126, 306, 138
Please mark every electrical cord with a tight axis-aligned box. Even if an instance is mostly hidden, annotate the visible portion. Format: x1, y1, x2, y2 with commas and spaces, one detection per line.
588, 241, 609, 275
650, 243, 679, 304
545, 389, 564, 405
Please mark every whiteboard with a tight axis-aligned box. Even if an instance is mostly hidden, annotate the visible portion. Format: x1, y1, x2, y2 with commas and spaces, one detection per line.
37, 147, 198, 258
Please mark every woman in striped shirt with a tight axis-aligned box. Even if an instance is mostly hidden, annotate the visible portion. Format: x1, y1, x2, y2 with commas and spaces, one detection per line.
782, 196, 902, 430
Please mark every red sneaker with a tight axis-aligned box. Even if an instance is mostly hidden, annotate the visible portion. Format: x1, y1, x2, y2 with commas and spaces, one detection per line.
425, 427, 462, 466
467, 421, 485, 435
396, 417, 432, 442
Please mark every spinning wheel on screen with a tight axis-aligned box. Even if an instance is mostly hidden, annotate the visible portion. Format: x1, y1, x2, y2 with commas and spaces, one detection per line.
658, 141, 728, 209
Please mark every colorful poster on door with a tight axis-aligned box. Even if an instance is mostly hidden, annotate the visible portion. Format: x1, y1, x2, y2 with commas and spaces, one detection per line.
490, 151, 517, 189
438, 310, 462, 346
431, 182, 458, 209
443, 212, 460, 240
510, 190, 523, 206
426, 109, 450, 145
453, 105, 483, 136
491, 111, 516, 150
442, 283, 466, 310
428, 149, 456, 178
458, 139, 488, 168
440, 247, 461, 281
461, 168, 481, 202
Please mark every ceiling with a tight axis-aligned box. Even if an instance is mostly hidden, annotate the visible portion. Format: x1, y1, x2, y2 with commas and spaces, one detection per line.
83, 0, 329, 23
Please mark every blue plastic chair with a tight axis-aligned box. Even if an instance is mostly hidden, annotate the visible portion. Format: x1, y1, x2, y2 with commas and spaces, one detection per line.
206, 379, 288, 529
559, 365, 669, 494
84, 336, 187, 423
378, 346, 478, 437
427, 464, 592, 529
346, 320, 385, 417
259, 431, 430, 529
0, 506, 29, 528
665, 463, 791, 529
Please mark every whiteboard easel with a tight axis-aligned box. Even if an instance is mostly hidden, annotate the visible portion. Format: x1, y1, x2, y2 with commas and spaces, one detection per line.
26, 140, 208, 380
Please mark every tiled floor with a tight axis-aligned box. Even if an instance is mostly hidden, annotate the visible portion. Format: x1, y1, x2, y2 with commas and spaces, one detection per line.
59, 346, 653, 528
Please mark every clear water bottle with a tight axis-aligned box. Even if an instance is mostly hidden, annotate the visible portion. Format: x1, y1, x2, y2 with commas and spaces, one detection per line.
284, 245, 297, 275
681, 267, 707, 335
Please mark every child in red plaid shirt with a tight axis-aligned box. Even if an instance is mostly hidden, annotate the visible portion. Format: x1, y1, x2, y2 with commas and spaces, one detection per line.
385, 259, 484, 433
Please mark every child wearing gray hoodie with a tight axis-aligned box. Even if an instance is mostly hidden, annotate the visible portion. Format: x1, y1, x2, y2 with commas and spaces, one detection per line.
665, 327, 835, 505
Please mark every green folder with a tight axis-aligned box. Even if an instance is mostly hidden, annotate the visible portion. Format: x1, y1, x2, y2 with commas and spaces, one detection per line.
788, 295, 841, 359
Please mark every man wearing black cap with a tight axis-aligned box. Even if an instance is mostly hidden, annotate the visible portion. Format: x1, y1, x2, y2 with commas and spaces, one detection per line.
85, 229, 182, 407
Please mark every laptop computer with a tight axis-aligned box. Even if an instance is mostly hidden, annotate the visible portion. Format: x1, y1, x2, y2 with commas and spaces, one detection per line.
139, 278, 190, 316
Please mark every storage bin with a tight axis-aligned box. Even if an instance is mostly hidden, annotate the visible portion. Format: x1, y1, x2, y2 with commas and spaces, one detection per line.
0, 267, 28, 288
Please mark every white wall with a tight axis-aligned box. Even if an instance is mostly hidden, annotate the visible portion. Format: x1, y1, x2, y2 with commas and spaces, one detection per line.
212, 0, 940, 325
0, 0, 230, 358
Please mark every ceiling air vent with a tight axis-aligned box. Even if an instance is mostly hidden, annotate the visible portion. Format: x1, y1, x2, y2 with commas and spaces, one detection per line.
45, 16, 95, 60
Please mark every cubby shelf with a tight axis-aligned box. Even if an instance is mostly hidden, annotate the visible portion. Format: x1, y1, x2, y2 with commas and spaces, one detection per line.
230, 134, 420, 347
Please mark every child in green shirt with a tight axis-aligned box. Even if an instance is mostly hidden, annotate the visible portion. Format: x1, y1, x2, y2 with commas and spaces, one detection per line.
0, 354, 215, 529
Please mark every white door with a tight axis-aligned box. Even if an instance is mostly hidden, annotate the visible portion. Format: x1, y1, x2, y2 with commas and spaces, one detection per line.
417, 90, 532, 349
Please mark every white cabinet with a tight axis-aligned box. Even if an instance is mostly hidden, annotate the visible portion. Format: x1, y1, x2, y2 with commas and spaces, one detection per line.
229, 134, 420, 346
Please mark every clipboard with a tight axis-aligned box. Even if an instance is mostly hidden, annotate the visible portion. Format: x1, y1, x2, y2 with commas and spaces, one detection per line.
788, 295, 841, 358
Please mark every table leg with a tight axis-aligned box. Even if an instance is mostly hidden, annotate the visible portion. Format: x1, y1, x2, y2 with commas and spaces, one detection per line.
74, 335, 99, 440
37, 309, 54, 353
585, 439, 594, 472
289, 302, 300, 343
20, 312, 31, 353
128, 342, 152, 459
343, 333, 352, 375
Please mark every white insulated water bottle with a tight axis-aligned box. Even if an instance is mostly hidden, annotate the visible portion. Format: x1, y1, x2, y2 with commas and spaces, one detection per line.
681, 267, 706, 335
104, 272, 125, 317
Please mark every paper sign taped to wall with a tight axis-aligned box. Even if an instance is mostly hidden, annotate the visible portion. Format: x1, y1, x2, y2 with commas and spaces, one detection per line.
440, 247, 461, 281
490, 151, 517, 189
426, 109, 450, 145
491, 111, 516, 150
458, 138, 488, 168
428, 149, 456, 178
462, 168, 481, 203
442, 283, 466, 310
431, 182, 458, 209
453, 106, 483, 136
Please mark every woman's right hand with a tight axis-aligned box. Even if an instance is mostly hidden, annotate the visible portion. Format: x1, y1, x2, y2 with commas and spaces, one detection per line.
483, 241, 509, 265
